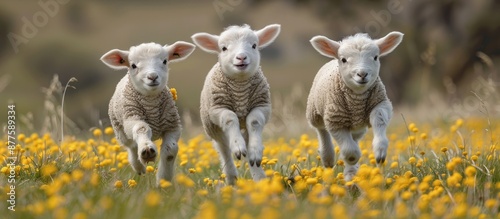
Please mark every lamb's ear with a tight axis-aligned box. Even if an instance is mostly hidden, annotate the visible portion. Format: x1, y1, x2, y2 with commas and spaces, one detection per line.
255, 24, 281, 49
375, 31, 404, 56
310, 36, 340, 59
191, 33, 220, 54
100, 49, 129, 70
165, 41, 196, 62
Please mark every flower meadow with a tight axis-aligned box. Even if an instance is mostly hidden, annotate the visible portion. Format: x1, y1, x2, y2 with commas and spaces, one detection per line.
1, 118, 499, 219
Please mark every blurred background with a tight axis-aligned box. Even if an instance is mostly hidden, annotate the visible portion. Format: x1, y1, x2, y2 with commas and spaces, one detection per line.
1, 0, 499, 138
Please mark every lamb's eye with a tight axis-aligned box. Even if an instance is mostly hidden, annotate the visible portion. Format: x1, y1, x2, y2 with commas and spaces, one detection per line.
163, 60, 167, 65
374, 56, 378, 61
252, 44, 257, 49
341, 58, 347, 63
131, 64, 137, 69
222, 47, 227, 52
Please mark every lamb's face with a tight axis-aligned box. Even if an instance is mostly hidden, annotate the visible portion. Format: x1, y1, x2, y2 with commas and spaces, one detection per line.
101, 41, 195, 96
127, 43, 170, 95
310, 32, 404, 94
337, 40, 380, 93
192, 24, 281, 80
218, 28, 260, 79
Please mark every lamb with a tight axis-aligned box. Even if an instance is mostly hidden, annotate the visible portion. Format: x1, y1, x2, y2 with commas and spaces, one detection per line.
307, 32, 403, 181
100, 41, 195, 185
191, 24, 281, 185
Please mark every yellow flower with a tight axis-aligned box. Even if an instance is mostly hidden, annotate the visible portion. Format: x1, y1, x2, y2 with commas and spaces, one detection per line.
193, 201, 217, 219
41, 164, 57, 177
93, 129, 102, 137
159, 179, 172, 188
484, 199, 497, 209
90, 173, 100, 186
170, 88, 178, 101
17, 133, 26, 142
114, 180, 123, 189
337, 159, 344, 166
145, 191, 161, 207
306, 177, 318, 185
409, 157, 417, 164
441, 147, 448, 153
71, 169, 84, 181
0, 166, 8, 174
408, 123, 416, 130
46, 195, 65, 210
471, 155, 478, 161
146, 165, 155, 173
465, 166, 476, 177
197, 189, 209, 197
104, 127, 114, 135
80, 159, 93, 170
408, 136, 416, 144
128, 179, 137, 188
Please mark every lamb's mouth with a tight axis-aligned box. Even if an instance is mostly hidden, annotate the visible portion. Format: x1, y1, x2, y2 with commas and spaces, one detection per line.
234, 63, 248, 70
355, 80, 368, 85
147, 82, 160, 87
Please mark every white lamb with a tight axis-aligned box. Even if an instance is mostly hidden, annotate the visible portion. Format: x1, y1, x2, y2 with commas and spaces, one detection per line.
191, 24, 281, 185
100, 41, 195, 185
307, 32, 403, 181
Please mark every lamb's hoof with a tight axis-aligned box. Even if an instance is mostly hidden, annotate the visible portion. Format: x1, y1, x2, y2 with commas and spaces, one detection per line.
376, 156, 386, 164
231, 139, 247, 160
249, 158, 262, 167
140, 147, 157, 163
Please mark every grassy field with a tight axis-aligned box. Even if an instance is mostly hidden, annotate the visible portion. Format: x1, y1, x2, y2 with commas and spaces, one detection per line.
1, 113, 499, 218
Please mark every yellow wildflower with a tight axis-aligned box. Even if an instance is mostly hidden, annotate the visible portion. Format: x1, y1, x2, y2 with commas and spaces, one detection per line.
41, 164, 57, 177
114, 180, 123, 189
128, 179, 137, 188
145, 191, 161, 207
159, 179, 172, 189
104, 127, 114, 135
170, 88, 178, 100
93, 129, 102, 137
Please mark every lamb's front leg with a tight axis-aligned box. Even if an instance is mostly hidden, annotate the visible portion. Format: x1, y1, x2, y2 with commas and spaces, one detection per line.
157, 129, 181, 184
209, 108, 247, 159
123, 120, 157, 166
370, 100, 393, 164
246, 106, 270, 181
330, 129, 361, 182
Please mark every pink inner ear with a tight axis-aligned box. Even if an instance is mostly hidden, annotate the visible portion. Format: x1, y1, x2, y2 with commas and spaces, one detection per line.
110, 53, 124, 64
195, 36, 218, 51
379, 35, 400, 54
317, 40, 335, 56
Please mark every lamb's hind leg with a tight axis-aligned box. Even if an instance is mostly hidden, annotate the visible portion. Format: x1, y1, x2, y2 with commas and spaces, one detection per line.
157, 129, 180, 184
316, 128, 335, 168
330, 129, 361, 182
214, 140, 238, 185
